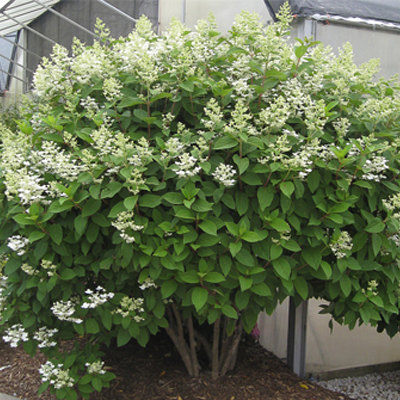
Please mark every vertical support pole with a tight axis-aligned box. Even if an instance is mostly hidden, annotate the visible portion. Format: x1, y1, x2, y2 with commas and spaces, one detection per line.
287, 298, 308, 378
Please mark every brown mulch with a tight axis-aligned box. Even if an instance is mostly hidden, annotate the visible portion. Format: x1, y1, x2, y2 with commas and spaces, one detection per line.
0, 332, 351, 400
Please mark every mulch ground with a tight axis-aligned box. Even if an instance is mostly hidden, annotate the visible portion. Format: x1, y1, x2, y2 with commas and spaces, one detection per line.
0, 331, 351, 400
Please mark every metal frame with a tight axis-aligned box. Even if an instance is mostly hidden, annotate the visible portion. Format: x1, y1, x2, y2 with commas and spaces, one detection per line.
0, 0, 141, 96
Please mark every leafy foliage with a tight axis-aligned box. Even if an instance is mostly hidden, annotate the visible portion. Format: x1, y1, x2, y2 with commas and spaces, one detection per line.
1, 4, 400, 397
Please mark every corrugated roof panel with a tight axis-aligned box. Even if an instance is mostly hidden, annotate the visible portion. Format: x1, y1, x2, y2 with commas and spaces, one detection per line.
0, 0, 61, 35
264, 0, 400, 26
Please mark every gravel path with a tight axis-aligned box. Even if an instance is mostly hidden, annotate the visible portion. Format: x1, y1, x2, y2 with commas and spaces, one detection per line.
318, 370, 400, 400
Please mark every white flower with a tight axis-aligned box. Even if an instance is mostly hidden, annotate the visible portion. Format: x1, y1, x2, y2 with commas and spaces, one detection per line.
33, 327, 58, 348
51, 300, 83, 324
7, 235, 29, 256
329, 231, 353, 259
3, 324, 29, 347
212, 163, 236, 187
139, 278, 158, 290
174, 153, 201, 178
81, 286, 114, 309
112, 211, 144, 244
39, 361, 75, 389
85, 360, 106, 375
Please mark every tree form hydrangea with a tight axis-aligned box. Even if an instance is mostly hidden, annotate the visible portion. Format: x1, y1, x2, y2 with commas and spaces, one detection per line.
1, 3, 400, 398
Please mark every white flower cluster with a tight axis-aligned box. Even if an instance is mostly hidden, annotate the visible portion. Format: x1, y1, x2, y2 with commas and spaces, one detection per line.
81, 286, 114, 309
51, 300, 83, 324
174, 153, 201, 178
2, 324, 29, 347
39, 361, 75, 390
111, 211, 144, 244
41, 259, 58, 277
21, 263, 39, 276
329, 231, 353, 259
7, 235, 29, 256
362, 279, 379, 297
33, 327, 58, 348
361, 155, 389, 182
212, 163, 236, 187
139, 278, 158, 291
85, 360, 106, 375
112, 296, 145, 322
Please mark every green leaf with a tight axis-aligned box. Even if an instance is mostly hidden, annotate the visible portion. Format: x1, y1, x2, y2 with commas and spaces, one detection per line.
307, 170, 320, 194
101, 309, 113, 331
270, 244, 283, 260
117, 328, 131, 347
221, 304, 238, 319
250, 283, 272, 297
29, 231, 46, 243
92, 377, 102, 392
272, 257, 291, 280
85, 318, 100, 334
60, 269, 77, 280
257, 187, 274, 211
161, 280, 178, 299
280, 182, 294, 198
239, 276, 253, 291
192, 287, 208, 311
139, 194, 162, 208
233, 154, 249, 175
340, 275, 352, 297
163, 192, 184, 205
365, 218, 385, 233
241, 231, 263, 243
294, 277, 308, 300
199, 220, 218, 236
101, 182, 122, 199
269, 218, 290, 232
235, 290, 250, 310
48, 224, 63, 245
192, 198, 213, 212
229, 241, 242, 257
213, 136, 238, 150
235, 192, 249, 216
204, 272, 225, 283
124, 196, 138, 210
235, 248, 255, 267
82, 198, 101, 217
75, 215, 88, 236
302, 248, 321, 270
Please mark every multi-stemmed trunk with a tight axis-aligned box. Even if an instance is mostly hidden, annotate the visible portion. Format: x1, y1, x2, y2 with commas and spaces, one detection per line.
165, 303, 244, 380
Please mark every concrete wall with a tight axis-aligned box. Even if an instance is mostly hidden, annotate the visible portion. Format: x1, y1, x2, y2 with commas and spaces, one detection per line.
159, 0, 271, 34
291, 19, 400, 79
259, 299, 400, 377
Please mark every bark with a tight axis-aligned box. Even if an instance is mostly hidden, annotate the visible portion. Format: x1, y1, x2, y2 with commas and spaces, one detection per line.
211, 318, 221, 381
187, 314, 199, 377
220, 318, 243, 377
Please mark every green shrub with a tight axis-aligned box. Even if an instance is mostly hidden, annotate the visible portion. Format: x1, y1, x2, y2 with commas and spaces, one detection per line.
1, 4, 400, 398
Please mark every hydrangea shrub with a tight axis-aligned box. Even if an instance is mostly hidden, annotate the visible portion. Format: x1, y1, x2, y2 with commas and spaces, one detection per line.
1, 4, 400, 398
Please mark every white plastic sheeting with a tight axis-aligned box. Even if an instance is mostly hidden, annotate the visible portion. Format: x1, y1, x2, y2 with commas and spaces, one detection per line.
0, 0, 61, 35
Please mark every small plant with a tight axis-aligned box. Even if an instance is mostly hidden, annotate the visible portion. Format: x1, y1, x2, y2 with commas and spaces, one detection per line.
1, 3, 400, 398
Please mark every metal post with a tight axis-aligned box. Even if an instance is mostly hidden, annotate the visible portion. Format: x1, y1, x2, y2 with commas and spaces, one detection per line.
287, 298, 308, 378
0, 33, 42, 60
95, 0, 138, 23
1, 10, 57, 45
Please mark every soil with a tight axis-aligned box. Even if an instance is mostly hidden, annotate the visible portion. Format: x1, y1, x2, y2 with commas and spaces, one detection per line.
0, 332, 351, 400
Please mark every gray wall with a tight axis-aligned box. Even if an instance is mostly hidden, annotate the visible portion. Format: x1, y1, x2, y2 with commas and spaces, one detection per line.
26, 0, 159, 84
292, 19, 400, 79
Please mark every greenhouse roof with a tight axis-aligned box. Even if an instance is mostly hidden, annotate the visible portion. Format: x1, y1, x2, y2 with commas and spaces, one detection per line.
0, 0, 61, 35
264, 0, 400, 28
